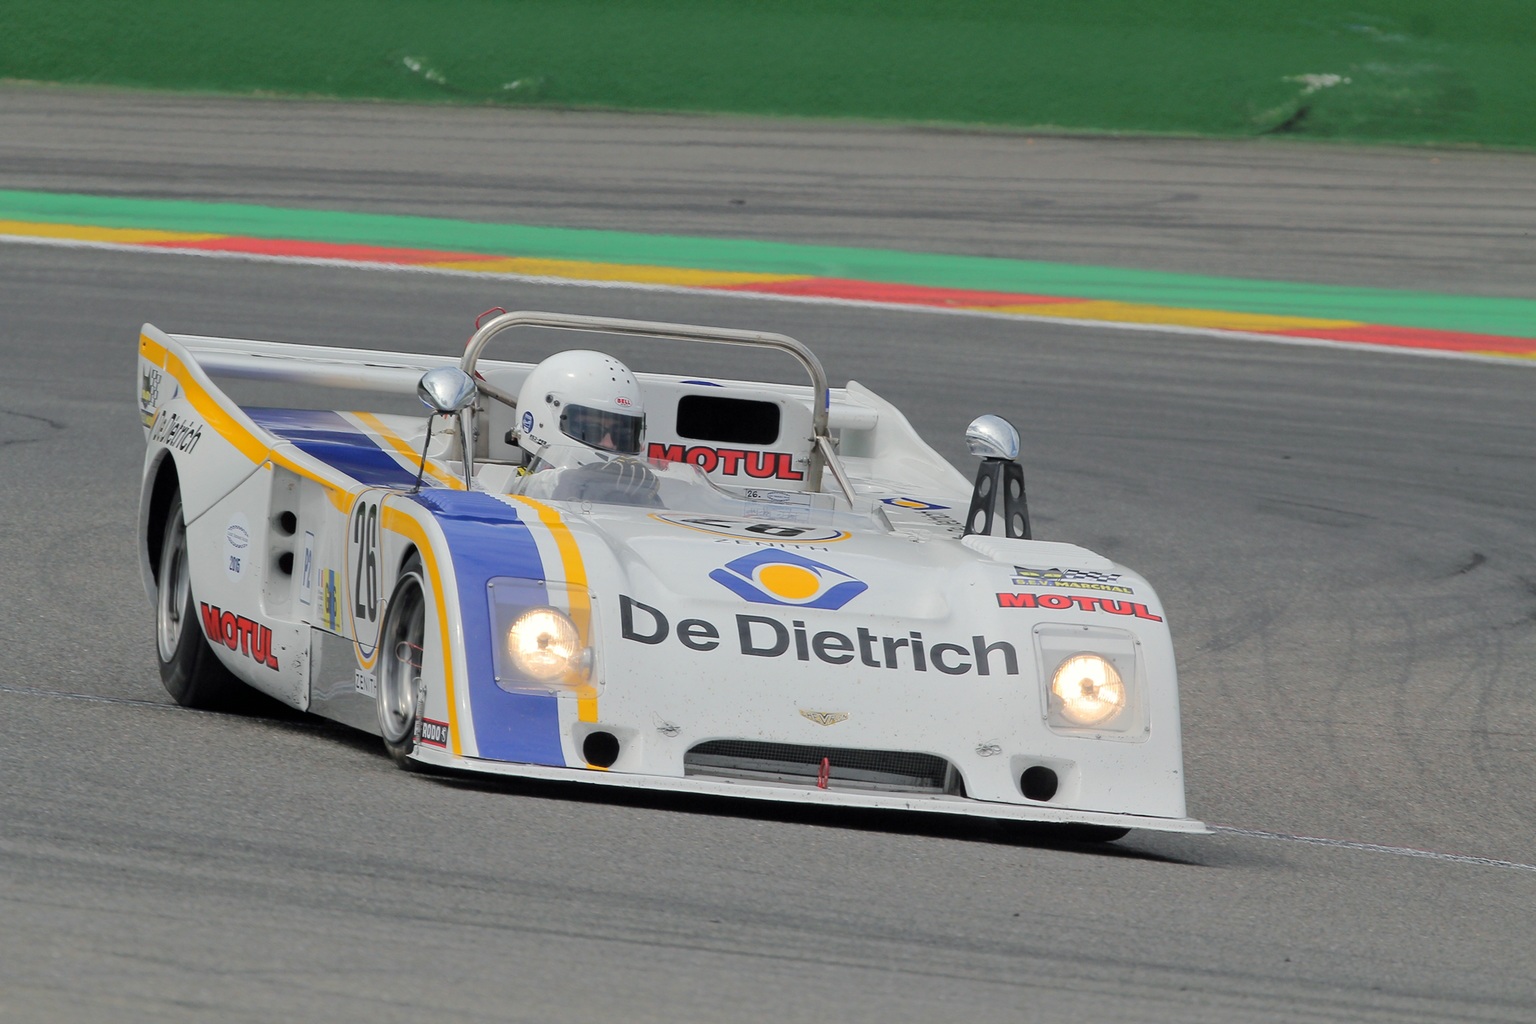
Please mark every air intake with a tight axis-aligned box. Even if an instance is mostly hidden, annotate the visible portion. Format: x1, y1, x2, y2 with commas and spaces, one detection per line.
685, 740, 963, 795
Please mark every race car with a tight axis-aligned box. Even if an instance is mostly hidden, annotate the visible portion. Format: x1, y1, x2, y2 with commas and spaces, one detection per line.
137, 310, 1205, 840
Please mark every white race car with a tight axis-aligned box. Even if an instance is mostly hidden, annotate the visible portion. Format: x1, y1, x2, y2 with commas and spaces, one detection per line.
137, 310, 1204, 841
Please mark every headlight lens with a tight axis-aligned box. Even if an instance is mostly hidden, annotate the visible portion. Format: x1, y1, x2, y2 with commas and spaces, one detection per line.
1050, 653, 1127, 727
506, 607, 581, 681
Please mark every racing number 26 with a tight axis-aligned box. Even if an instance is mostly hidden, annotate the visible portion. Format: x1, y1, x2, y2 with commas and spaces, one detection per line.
351, 501, 379, 623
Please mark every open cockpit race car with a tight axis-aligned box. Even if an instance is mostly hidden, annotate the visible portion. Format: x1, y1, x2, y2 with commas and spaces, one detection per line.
137, 310, 1206, 841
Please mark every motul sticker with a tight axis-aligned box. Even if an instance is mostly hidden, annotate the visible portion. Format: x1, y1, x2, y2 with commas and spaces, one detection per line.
647, 443, 803, 480
996, 592, 1162, 621
200, 602, 281, 670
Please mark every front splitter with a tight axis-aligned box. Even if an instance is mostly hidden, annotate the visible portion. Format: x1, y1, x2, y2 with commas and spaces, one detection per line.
412, 751, 1210, 835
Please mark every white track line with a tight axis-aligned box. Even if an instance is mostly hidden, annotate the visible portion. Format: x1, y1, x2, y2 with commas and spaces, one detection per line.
1211, 825, 1536, 874
4, 232, 1531, 369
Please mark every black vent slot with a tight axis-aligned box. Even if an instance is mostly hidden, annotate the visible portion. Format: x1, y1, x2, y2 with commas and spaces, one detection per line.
675, 395, 780, 445
685, 740, 963, 795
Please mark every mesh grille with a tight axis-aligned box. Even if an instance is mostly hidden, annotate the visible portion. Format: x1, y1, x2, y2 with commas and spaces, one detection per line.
685, 740, 962, 795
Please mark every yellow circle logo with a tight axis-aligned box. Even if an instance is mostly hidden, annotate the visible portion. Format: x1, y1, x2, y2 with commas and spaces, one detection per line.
756, 563, 821, 600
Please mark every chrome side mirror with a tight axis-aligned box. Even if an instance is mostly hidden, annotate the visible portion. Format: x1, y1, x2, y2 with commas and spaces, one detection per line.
962, 414, 1030, 539
414, 367, 479, 491
964, 414, 1020, 462
417, 366, 477, 415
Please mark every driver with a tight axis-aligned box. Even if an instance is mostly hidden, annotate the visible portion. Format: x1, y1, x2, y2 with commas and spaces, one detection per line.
514, 350, 660, 505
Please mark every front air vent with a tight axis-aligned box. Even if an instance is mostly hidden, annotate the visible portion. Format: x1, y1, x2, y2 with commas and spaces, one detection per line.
685, 740, 963, 795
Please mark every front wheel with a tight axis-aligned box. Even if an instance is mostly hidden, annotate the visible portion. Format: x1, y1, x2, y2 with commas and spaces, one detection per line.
377, 555, 429, 767
156, 492, 242, 709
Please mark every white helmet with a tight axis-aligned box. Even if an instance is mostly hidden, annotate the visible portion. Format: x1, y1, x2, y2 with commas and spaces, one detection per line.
516, 350, 646, 469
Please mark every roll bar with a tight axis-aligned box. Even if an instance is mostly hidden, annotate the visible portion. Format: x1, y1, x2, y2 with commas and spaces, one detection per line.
460, 310, 848, 499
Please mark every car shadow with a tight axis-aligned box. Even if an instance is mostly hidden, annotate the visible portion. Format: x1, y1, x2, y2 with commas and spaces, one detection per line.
427, 766, 1202, 865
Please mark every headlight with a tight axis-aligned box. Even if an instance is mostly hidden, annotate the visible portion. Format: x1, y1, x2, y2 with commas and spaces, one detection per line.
1034, 625, 1146, 739
506, 606, 582, 681
1050, 653, 1126, 726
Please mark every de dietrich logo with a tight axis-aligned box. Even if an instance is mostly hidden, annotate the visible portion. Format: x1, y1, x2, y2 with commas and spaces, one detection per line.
709, 550, 867, 610
619, 595, 1019, 677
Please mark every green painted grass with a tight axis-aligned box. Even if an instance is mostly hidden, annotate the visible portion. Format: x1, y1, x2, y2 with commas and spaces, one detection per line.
3, 1, 1535, 147
5, 189, 1532, 339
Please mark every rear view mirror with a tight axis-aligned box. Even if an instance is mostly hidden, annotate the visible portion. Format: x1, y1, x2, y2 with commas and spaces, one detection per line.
417, 366, 477, 415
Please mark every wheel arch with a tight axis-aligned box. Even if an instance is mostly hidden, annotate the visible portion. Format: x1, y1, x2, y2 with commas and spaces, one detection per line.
139, 450, 181, 601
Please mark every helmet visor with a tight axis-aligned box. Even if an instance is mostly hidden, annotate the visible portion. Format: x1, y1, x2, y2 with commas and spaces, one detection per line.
560, 403, 644, 455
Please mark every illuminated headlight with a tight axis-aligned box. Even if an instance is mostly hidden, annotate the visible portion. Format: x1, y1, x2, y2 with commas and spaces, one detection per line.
1050, 654, 1126, 726
506, 607, 583, 681
1034, 625, 1146, 739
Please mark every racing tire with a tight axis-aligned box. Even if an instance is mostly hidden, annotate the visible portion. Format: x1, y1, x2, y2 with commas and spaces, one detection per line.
377, 555, 429, 769
155, 492, 244, 710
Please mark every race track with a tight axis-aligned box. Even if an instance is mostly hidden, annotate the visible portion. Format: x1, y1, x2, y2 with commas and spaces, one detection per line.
1, 86, 1533, 1023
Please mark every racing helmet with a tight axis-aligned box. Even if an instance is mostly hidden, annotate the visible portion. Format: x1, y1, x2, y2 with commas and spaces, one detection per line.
516, 350, 646, 469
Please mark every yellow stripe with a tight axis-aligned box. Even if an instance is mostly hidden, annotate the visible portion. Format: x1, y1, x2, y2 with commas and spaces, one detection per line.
3, 219, 225, 245
143, 332, 357, 513
381, 506, 463, 757
351, 411, 465, 490
505, 495, 599, 727
424, 254, 802, 288
983, 300, 1360, 333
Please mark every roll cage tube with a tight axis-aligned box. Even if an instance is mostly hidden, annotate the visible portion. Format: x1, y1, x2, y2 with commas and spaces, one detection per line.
460, 311, 851, 501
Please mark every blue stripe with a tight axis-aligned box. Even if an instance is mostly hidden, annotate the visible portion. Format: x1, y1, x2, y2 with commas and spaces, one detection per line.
249, 408, 421, 489
409, 490, 567, 767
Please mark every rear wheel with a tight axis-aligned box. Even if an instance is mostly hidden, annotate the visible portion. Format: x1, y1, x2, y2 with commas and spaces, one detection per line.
156, 493, 242, 709
377, 555, 428, 767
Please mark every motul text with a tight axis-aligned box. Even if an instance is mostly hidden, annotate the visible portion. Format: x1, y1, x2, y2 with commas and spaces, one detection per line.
647, 443, 803, 480
199, 602, 281, 669
995, 592, 1163, 621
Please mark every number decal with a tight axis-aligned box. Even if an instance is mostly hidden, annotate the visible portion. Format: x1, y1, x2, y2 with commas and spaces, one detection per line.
745, 523, 815, 538
351, 501, 380, 623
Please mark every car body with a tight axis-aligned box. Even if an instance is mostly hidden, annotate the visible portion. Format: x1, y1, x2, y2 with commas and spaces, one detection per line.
137, 310, 1205, 839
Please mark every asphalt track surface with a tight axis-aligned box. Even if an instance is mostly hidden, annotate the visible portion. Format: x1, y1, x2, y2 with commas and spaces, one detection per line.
1, 86, 1534, 1023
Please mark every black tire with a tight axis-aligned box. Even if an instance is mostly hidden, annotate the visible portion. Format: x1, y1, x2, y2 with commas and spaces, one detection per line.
1057, 824, 1131, 844
377, 555, 429, 768
155, 492, 243, 709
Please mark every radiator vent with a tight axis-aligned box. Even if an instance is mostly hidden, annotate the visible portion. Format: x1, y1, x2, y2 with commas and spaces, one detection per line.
685, 740, 963, 795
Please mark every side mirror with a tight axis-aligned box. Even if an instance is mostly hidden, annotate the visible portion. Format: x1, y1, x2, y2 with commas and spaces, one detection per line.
964, 414, 1020, 462
413, 367, 479, 492
417, 366, 477, 415
962, 414, 1030, 540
